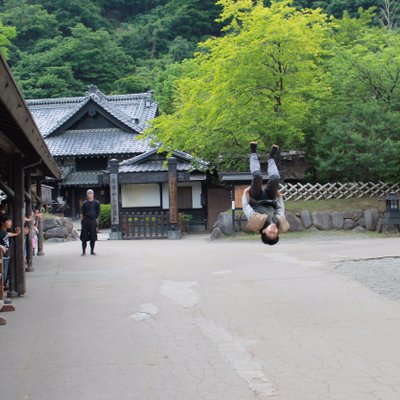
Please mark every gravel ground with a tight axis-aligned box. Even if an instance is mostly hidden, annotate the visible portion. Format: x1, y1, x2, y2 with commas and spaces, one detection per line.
334, 257, 400, 301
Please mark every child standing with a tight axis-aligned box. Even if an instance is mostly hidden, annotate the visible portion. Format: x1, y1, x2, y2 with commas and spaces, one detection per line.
0, 214, 21, 290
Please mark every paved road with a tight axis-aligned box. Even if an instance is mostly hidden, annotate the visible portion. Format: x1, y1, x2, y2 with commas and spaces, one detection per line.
1, 235, 400, 400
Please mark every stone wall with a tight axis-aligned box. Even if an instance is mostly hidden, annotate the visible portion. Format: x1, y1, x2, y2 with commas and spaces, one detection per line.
285, 208, 397, 234
210, 208, 398, 240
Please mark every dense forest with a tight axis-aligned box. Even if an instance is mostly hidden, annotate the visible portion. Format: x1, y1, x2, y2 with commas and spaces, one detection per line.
0, 0, 383, 99
0, 0, 399, 182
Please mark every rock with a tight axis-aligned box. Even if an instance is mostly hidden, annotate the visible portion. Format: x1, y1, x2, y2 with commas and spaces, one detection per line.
61, 217, 74, 233
301, 211, 313, 229
363, 208, 379, 231
308, 226, 320, 232
343, 219, 357, 230
71, 229, 80, 239
376, 219, 383, 233
343, 209, 363, 220
44, 227, 69, 239
213, 212, 234, 235
286, 212, 304, 232
331, 212, 344, 230
382, 224, 399, 234
42, 218, 62, 231
209, 227, 224, 241
312, 212, 332, 230
358, 218, 366, 228
352, 226, 366, 233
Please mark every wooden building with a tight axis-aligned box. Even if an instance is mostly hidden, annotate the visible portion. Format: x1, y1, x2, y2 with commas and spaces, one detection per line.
27, 87, 209, 231
0, 53, 60, 296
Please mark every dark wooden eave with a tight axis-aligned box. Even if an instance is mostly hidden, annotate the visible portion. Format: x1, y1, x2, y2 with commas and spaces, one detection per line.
0, 54, 60, 179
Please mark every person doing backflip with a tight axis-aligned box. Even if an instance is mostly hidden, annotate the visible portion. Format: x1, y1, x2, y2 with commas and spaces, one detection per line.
242, 142, 290, 245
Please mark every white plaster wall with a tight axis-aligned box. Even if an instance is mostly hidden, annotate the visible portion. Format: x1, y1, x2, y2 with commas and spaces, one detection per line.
121, 184, 160, 208
162, 182, 202, 209
191, 182, 202, 208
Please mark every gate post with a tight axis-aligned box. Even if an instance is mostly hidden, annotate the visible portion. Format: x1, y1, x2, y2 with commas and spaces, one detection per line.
167, 157, 181, 240
109, 159, 121, 240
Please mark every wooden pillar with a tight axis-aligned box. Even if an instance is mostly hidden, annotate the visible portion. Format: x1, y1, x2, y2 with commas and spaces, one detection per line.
36, 177, 44, 256
167, 157, 181, 239
109, 159, 121, 240
71, 188, 76, 219
25, 173, 33, 272
9, 156, 25, 296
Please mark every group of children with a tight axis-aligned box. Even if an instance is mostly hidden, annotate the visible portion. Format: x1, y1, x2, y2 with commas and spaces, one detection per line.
0, 206, 41, 291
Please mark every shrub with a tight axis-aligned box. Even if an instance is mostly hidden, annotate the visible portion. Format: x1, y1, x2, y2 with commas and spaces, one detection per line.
99, 204, 111, 228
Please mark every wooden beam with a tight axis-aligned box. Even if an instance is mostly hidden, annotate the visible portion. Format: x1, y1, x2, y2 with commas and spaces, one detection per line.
13, 156, 26, 295
25, 173, 33, 272
31, 191, 41, 204
0, 131, 16, 154
36, 177, 44, 255
0, 177, 14, 198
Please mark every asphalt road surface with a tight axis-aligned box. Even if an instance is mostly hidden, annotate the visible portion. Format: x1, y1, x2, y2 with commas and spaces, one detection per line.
1, 235, 400, 400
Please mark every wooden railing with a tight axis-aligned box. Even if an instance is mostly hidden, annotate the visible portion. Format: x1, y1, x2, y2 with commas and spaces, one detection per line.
120, 211, 169, 240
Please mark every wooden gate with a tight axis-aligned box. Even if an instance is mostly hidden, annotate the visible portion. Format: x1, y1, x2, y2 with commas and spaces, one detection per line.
120, 211, 169, 239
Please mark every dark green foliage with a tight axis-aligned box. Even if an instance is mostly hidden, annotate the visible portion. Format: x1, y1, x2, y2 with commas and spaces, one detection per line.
12, 24, 132, 97
0, 0, 399, 183
99, 204, 111, 229
0, 0, 221, 98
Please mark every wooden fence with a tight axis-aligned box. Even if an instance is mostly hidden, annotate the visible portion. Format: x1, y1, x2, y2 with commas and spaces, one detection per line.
120, 211, 169, 239
279, 182, 400, 201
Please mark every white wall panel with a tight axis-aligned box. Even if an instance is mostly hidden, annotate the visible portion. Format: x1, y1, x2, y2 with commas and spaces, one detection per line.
161, 182, 202, 209
121, 184, 160, 208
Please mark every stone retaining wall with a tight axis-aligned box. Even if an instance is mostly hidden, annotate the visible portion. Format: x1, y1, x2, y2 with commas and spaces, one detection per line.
285, 208, 398, 233
211, 208, 398, 240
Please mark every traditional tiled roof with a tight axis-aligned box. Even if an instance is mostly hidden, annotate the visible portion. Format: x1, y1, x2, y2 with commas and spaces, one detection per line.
45, 128, 152, 157
58, 165, 74, 179
119, 160, 192, 173
61, 171, 102, 187
26, 86, 158, 137
119, 148, 208, 174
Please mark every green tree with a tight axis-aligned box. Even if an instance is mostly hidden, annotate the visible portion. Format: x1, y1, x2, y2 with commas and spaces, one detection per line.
313, 16, 400, 182
0, 17, 15, 59
147, 0, 332, 169
13, 24, 132, 97
30, 0, 106, 32
0, 0, 59, 51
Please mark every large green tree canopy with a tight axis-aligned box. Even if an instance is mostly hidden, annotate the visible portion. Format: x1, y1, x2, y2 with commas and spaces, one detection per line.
0, 0, 399, 182
147, 0, 332, 168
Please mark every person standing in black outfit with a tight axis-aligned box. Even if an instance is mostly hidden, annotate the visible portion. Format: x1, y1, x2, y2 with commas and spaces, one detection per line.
80, 189, 100, 256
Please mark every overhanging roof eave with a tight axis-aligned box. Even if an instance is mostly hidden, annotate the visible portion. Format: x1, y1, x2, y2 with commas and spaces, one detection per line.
0, 54, 60, 179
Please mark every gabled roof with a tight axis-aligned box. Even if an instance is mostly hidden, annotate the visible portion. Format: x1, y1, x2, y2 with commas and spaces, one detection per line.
27, 86, 158, 138
119, 147, 208, 173
45, 128, 152, 157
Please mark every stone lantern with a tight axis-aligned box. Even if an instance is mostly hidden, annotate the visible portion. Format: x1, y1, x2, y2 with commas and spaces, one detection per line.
383, 192, 400, 226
